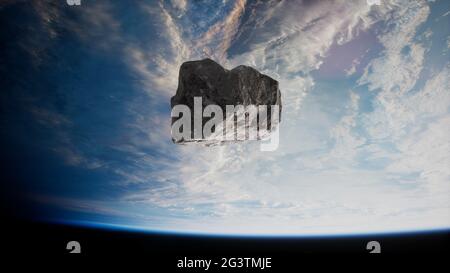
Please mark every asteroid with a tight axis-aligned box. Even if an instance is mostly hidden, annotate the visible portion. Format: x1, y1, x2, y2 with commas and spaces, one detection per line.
170, 58, 281, 145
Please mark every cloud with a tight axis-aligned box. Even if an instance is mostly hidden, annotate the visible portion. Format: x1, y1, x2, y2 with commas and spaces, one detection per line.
227, 0, 378, 74
382, 66, 450, 192
386, 116, 450, 192
359, 36, 428, 95
354, 0, 449, 199
195, 0, 247, 63
328, 92, 365, 163
170, 0, 187, 15
359, 0, 430, 141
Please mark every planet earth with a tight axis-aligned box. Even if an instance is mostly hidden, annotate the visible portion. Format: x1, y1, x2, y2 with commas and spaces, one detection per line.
0, 0, 449, 236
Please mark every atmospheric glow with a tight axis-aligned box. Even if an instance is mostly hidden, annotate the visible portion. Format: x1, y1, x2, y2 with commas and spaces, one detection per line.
4, 0, 449, 236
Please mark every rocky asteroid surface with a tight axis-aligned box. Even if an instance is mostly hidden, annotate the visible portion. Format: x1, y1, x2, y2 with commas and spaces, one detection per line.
171, 58, 281, 145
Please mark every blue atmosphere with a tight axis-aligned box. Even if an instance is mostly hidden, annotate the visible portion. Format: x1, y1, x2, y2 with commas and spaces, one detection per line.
0, 0, 449, 236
